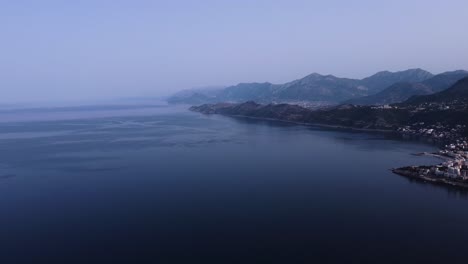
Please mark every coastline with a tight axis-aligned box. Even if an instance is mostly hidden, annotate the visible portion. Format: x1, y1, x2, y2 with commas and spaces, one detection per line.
392, 167, 468, 189
190, 103, 468, 190
227, 114, 468, 189
411, 152, 452, 160
225, 114, 395, 133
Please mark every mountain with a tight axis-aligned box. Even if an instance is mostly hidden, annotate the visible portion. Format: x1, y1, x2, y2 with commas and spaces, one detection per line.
272, 74, 366, 102
191, 78, 468, 139
344, 83, 432, 105
217, 82, 276, 102
360, 68, 433, 92
166, 86, 225, 104
209, 74, 370, 103
404, 77, 468, 105
344, 70, 468, 105
422, 70, 468, 93
169, 69, 435, 104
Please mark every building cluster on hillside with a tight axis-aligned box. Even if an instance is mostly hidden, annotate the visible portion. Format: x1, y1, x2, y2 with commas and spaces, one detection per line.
395, 118, 468, 182
407, 140, 468, 181
403, 100, 468, 112
389, 99, 468, 187
432, 152, 468, 179
397, 123, 466, 141
443, 139, 468, 152
370, 104, 394, 110
281, 101, 334, 109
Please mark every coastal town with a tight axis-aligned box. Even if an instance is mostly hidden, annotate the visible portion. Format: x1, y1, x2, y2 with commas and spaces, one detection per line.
397, 123, 467, 142
388, 93, 468, 187
392, 119, 468, 187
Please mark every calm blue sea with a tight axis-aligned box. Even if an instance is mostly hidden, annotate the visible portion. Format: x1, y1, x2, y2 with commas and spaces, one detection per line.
0, 104, 466, 263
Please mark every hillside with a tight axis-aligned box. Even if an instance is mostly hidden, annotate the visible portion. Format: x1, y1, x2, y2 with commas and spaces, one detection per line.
422, 70, 468, 92
344, 82, 432, 105
216, 82, 277, 102
272, 74, 366, 102
190, 102, 410, 130
169, 69, 435, 104
360, 68, 433, 92
191, 78, 468, 134
344, 70, 468, 105
167, 86, 225, 104
404, 77, 468, 105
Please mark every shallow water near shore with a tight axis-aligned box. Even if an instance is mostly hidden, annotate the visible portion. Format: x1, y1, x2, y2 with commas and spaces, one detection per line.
0, 104, 467, 263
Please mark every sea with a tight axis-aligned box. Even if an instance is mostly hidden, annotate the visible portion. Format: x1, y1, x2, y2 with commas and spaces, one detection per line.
0, 103, 467, 264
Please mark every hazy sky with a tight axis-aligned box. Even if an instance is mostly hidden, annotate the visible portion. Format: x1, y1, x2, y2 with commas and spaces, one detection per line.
1, 0, 468, 103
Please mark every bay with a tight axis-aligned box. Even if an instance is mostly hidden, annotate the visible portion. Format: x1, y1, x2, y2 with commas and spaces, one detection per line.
0, 104, 466, 263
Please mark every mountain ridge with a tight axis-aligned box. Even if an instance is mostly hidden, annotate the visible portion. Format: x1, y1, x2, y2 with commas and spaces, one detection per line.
404, 77, 468, 105
344, 70, 468, 105
169, 68, 436, 104
190, 77, 468, 134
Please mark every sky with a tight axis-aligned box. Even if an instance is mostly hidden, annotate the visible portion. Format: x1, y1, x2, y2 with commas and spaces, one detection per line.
1, 0, 468, 103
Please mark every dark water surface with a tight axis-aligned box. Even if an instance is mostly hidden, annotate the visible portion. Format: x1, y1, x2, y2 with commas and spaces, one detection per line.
0, 104, 467, 263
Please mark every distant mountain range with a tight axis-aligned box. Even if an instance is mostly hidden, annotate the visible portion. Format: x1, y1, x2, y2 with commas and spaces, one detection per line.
167, 86, 225, 104
404, 76, 468, 105
345, 70, 468, 105
169, 68, 439, 105
359, 69, 434, 91
190, 77, 468, 133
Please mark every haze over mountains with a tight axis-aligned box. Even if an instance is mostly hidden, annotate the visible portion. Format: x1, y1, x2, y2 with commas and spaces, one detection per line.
345, 70, 468, 105
191, 76, 468, 133
169, 69, 468, 106
404, 76, 468, 105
